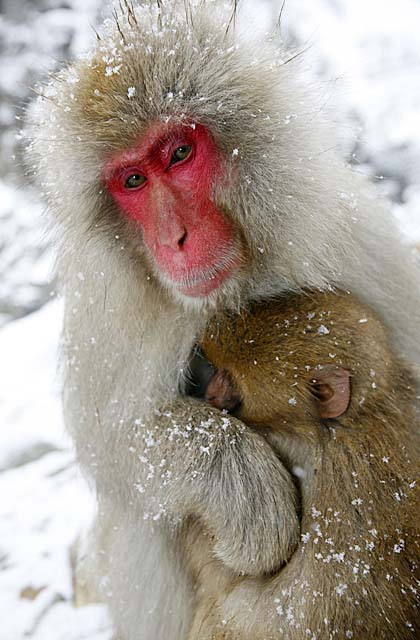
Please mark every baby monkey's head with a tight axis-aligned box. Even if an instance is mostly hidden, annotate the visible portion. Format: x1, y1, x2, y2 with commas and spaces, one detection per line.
199, 292, 403, 429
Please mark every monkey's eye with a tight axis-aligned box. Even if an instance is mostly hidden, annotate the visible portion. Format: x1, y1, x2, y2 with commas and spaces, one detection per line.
124, 174, 147, 190
170, 145, 193, 165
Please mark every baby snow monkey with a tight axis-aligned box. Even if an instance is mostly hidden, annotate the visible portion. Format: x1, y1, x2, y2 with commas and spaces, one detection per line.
188, 290, 420, 640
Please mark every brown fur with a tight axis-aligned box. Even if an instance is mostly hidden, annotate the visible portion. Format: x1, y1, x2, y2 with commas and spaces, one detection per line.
189, 291, 420, 639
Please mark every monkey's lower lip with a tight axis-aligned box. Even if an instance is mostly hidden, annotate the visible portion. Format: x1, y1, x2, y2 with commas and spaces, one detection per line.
175, 259, 237, 298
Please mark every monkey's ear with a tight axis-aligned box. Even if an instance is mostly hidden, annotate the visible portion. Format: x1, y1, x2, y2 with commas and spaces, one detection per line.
309, 366, 351, 419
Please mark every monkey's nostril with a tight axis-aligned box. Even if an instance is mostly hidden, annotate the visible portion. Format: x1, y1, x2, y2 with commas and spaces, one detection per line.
178, 230, 188, 248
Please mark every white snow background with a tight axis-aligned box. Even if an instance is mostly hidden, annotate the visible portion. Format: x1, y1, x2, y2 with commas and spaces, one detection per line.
0, 1, 419, 638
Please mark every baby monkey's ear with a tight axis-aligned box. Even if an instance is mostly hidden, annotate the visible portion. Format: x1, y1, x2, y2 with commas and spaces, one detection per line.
310, 366, 351, 419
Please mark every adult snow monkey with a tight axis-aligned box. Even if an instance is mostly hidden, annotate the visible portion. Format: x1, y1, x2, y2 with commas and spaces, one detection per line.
26, 2, 420, 639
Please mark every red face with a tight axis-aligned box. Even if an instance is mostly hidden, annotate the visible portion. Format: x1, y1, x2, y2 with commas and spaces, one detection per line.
104, 123, 240, 298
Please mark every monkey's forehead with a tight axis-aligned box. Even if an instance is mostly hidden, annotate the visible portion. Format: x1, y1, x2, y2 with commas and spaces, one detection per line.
29, 2, 304, 162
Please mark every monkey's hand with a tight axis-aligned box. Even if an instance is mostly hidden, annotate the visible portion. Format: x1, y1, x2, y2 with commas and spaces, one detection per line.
132, 398, 300, 577
197, 416, 300, 577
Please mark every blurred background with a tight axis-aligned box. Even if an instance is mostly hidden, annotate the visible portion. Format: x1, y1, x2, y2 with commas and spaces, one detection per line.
0, 1, 419, 638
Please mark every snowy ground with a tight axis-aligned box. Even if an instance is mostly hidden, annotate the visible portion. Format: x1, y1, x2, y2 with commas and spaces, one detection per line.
1, 0, 420, 638
0, 302, 111, 640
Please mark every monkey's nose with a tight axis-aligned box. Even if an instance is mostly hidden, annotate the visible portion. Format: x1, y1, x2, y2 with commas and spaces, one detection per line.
159, 220, 188, 251
205, 370, 242, 413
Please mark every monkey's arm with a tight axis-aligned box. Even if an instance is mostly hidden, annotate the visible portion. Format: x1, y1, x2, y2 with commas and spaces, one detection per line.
94, 398, 300, 577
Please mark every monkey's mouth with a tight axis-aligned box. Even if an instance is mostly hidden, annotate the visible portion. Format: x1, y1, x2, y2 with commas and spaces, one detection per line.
172, 249, 240, 298
177, 265, 234, 297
